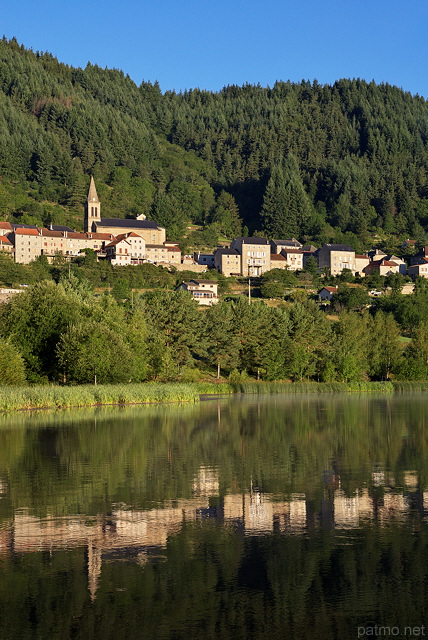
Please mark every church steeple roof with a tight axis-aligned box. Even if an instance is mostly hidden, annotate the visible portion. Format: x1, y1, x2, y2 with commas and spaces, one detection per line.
87, 176, 99, 203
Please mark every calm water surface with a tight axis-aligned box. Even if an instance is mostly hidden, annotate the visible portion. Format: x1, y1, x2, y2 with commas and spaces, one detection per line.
0, 394, 427, 640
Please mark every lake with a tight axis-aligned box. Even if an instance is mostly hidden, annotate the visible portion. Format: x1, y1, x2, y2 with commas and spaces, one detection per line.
0, 394, 427, 640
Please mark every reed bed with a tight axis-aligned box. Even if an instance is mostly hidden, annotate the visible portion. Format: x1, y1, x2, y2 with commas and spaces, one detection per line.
0, 379, 426, 413
232, 381, 396, 394
391, 380, 428, 393
0, 382, 231, 413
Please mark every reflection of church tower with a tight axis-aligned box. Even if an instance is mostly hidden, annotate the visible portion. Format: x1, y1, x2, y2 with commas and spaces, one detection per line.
87, 541, 102, 601
84, 176, 101, 232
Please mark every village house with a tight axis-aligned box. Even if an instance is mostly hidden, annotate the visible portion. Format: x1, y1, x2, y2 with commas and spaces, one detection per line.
363, 259, 401, 277
407, 259, 428, 279
230, 237, 271, 276
318, 286, 338, 302
213, 247, 241, 276
354, 254, 370, 276
409, 246, 428, 266
270, 238, 302, 253
0, 178, 184, 267
279, 248, 304, 271
0, 235, 14, 255
104, 237, 133, 265
317, 244, 356, 275
194, 252, 215, 268
269, 254, 288, 270
177, 280, 219, 305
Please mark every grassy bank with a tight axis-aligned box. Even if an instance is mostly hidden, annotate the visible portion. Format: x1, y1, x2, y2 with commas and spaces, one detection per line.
0, 380, 427, 413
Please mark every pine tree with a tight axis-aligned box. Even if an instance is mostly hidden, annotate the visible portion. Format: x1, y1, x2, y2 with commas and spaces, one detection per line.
261, 155, 313, 238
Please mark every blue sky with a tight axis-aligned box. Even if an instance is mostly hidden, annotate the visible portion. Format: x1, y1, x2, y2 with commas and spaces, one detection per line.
3, 0, 428, 96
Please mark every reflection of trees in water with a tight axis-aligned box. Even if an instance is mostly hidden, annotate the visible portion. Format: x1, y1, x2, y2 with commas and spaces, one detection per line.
0, 395, 428, 518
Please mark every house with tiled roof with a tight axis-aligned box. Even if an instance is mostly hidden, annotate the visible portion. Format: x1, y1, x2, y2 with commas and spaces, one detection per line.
363, 259, 400, 277
279, 247, 304, 271
176, 280, 219, 305
269, 254, 288, 269
355, 254, 370, 276
104, 237, 132, 266
318, 286, 338, 302
0, 235, 13, 254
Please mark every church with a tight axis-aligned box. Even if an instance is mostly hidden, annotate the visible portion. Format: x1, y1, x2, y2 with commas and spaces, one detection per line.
84, 176, 166, 245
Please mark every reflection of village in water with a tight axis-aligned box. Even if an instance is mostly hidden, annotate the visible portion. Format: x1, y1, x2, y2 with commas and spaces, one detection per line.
0, 466, 427, 599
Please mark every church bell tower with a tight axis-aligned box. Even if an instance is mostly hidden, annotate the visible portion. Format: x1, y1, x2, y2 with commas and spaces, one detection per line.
84, 176, 101, 232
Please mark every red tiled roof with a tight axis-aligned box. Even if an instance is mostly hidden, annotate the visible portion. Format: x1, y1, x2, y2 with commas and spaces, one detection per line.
68, 232, 88, 239
271, 254, 286, 261
0, 222, 12, 230
39, 228, 63, 237
320, 286, 338, 293
15, 228, 39, 236
88, 233, 114, 240
0, 235, 12, 244
167, 246, 181, 252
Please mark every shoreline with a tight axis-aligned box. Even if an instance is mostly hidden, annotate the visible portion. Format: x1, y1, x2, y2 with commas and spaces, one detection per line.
0, 380, 427, 413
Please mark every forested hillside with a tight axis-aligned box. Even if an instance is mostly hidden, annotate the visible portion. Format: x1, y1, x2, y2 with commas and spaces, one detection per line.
1, 37, 428, 247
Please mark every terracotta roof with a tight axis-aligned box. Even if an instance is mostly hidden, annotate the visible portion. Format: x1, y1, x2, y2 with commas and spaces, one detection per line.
0, 222, 12, 230
370, 259, 399, 267
320, 286, 338, 293
68, 232, 88, 239
39, 229, 63, 238
355, 254, 369, 259
271, 254, 287, 261
15, 228, 39, 236
115, 232, 143, 241
167, 246, 181, 252
280, 248, 303, 254
382, 260, 399, 267
0, 235, 12, 244
105, 238, 131, 248
88, 233, 114, 240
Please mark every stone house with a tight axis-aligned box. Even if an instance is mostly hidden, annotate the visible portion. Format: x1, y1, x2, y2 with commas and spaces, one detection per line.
270, 238, 302, 253
407, 259, 428, 279
177, 280, 219, 305
269, 254, 289, 270
230, 237, 271, 276
279, 248, 304, 271
214, 248, 241, 276
194, 252, 215, 268
0, 235, 14, 255
317, 244, 356, 275
354, 254, 370, 276
104, 238, 132, 265
363, 259, 400, 277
